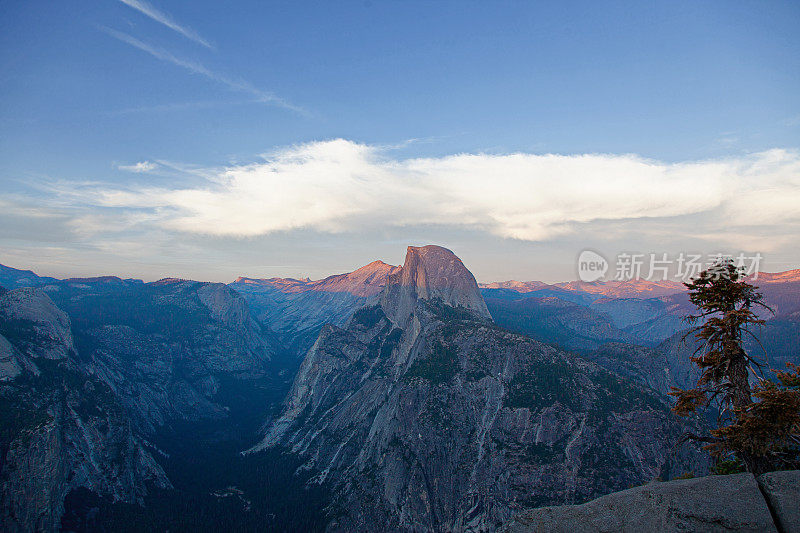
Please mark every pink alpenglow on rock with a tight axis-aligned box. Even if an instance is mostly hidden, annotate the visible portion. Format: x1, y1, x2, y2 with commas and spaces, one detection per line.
381, 245, 491, 326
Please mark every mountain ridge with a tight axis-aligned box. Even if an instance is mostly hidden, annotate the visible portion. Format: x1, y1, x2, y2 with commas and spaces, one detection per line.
234, 260, 399, 297
255, 245, 708, 530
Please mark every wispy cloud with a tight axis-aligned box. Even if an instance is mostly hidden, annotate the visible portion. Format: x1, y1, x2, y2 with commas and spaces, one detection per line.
118, 0, 213, 49
118, 161, 157, 173
108, 99, 257, 116
715, 131, 740, 146
100, 27, 305, 114
784, 114, 800, 128
62, 141, 800, 245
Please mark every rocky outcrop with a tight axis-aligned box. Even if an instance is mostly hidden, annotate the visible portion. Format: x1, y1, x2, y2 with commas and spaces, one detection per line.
0, 334, 22, 380
197, 282, 251, 327
0, 288, 75, 360
0, 333, 38, 381
501, 472, 779, 533
1, 363, 171, 532
257, 245, 707, 531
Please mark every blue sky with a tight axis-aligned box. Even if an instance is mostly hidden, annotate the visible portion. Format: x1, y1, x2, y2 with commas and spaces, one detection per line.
1, 1, 799, 282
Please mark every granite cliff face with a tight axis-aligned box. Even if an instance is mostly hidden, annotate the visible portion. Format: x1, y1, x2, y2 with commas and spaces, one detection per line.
0, 288, 169, 532
258, 246, 706, 531
380, 245, 491, 327
0, 288, 75, 360
0, 275, 288, 530
40, 277, 278, 434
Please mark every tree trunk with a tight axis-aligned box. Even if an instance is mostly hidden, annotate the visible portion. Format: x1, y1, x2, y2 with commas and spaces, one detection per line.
729, 348, 751, 411
728, 347, 768, 474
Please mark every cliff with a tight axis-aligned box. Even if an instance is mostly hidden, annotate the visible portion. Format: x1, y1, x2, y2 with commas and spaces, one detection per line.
255, 245, 707, 531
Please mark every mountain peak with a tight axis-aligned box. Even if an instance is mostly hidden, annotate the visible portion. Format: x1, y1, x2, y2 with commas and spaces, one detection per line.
380, 245, 491, 325
479, 279, 549, 292
755, 269, 800, 284
349, 260, 395, 275
308, 260, 400, 297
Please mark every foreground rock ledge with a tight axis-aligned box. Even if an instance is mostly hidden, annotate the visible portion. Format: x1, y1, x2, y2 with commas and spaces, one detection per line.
758, 470, 800, 533
501, 471, 800, 533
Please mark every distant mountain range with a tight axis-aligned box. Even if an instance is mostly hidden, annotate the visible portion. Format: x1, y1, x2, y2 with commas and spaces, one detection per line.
0, 254, 797, 531
479, 270, 800, 396
480, 278, 688, 299
231, 261, 399, 358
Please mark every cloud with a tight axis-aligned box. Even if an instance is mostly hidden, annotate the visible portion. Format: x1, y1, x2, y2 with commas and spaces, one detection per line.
118, 161, 157, 173
784, 115, 800, 128
118, 0, 213, 49
73, 140, 800, 244
100, 27, 305, 114
108, 99, 256, 116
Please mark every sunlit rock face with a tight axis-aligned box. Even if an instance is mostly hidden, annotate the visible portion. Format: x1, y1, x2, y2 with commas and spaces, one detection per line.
235, 260, 399, 299
381, 245, 491, 328
257, 245, 706, 532
232, 260, 400, 357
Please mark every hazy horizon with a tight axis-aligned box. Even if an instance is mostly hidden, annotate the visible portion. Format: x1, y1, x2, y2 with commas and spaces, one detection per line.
3, 245, 799, 286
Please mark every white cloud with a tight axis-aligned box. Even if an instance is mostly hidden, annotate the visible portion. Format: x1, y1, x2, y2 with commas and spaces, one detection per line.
118, 161, 157, 173
119, 0, 213, 49
78, 140, 800, 243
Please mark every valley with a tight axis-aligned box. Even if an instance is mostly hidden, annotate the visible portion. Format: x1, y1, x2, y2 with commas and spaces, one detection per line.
1, 250, 798, 531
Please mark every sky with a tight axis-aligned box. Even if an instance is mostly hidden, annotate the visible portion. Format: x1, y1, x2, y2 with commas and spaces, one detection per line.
1, 0, 799, 283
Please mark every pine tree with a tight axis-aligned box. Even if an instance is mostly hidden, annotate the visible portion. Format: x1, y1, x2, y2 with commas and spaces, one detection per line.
670, 258, 800, 474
